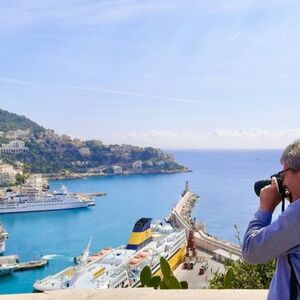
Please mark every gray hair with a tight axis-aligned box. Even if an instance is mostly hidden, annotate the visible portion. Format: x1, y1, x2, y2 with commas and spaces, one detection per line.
280, 139, 300, 170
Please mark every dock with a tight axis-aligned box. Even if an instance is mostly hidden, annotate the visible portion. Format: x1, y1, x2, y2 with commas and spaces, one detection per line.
0, 255, 48, 271
82, 192, 107, 197
14, 259, 48, 271
166, 181, 241, 288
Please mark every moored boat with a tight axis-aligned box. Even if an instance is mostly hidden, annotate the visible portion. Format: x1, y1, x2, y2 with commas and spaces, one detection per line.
0, 222, 8, 254
0, 185, 95, 214
0, 264, 15, 276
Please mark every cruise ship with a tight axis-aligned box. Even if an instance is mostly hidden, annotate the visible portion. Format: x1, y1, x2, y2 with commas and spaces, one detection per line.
0, 223, 8, 254
34, 218, 187, 291
0, 186, 95, 214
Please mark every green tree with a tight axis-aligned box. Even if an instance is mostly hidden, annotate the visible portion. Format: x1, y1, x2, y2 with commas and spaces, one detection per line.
15, 173, 27, 185
209, 259, 275, 289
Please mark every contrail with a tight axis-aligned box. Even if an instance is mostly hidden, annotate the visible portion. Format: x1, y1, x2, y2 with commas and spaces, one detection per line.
0, 76, 255, 109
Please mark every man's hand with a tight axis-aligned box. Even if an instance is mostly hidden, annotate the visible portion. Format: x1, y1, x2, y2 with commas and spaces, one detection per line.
259, 177, 282, 213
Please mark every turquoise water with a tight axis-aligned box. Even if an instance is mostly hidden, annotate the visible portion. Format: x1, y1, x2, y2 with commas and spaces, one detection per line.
0, 149, 282, 294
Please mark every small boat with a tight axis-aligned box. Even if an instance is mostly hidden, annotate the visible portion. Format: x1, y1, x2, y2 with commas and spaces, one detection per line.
74, 239, 112, 264
74, 239, 91, 264
0, 264, 15, 276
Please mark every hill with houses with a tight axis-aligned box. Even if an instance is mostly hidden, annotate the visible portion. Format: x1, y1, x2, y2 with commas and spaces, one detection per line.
0, 108, 187, 177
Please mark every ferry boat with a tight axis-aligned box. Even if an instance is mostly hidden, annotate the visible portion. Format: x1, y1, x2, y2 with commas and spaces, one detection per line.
0, 186, 95, 214
0, 223, 8, 254
33, 218, 187, 291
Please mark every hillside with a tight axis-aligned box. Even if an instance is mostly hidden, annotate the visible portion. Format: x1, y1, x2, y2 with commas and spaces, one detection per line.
0, 108, 187, 175
0, 109, 44, 138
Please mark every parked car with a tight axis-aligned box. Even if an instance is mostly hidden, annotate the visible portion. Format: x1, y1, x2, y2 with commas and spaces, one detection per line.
183, 261, 190, 270
198, 261, 208, 275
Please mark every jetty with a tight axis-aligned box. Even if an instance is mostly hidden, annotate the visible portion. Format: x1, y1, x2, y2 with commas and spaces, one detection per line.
0, 255, 48, 271
14, 259, 48, 271
79, 192, 107, 198
166, 181, 241, 261
166, 182, 241, 288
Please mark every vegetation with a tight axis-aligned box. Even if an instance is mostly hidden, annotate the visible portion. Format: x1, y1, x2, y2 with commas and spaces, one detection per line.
0, 108, 44, 141
15, 173, 28, 185
209, 224, 275, 289
209, 258, 275, 289
0, 108, 187, 174
140, 257, 188, 289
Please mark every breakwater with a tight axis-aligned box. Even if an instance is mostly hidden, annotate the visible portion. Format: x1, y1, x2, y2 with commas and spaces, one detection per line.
166, 184, 241, 262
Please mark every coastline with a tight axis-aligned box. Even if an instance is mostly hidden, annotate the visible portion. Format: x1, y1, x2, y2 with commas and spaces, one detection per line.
43, 168, 191, 181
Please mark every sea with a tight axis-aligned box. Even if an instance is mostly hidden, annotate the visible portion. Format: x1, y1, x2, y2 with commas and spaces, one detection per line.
0, 149, 283, 294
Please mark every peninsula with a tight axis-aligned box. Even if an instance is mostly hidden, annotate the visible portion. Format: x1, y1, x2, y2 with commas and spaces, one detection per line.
0, 108, 188, 185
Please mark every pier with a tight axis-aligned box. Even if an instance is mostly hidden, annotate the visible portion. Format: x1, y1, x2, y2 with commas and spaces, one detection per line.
0, 256, 48, 271
79, 192, 107, 198
166, 182, 241, 259
166, 182, 241, 287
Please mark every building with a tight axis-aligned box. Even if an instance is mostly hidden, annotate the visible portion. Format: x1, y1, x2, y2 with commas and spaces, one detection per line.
0, 164, 18, 186
132, 160, 143, 170
0, 140, 29, 154
112, 165, 123, 174
21, 174, 46, 195
5, 129, 31, 140
79, 147, 91, 157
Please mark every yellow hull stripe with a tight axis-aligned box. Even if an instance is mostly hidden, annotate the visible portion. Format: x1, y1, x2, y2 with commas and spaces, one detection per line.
154, 244, 187, 277
127, 229, 152, 245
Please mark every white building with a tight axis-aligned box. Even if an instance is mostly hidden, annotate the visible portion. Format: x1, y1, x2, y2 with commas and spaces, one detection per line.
112, 165, 122, 174
0, 164, 18, 186
79, 147, 91, 157
0, 140, 28, 154
21, 174, 45, 195
132, 160, 143, 170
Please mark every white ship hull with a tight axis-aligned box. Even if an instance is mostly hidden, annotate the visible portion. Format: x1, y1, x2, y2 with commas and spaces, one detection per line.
0, 200, 92, 214
0, 187, 95, 214
0, 241, 5, 254
34, 220, 187, 291
0, 223, 8, 254
0, 265, 15, 276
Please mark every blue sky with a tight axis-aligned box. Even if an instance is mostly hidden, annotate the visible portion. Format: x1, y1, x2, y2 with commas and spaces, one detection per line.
1, 0, 300, 149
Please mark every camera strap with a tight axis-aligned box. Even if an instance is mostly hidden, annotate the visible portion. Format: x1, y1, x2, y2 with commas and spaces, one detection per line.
288, 254, 299, 300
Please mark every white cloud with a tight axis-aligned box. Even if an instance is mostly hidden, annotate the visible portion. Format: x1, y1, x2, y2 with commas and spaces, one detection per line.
111, 128, 300, 149
211, 128, 300, 139
118, 130, 192, 141
0, 0, 294, 35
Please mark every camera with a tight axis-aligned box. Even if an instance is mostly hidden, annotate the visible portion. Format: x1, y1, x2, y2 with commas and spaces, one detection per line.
254, 173, 285, 196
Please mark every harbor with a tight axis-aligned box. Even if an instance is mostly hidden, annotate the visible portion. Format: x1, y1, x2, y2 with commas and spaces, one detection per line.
0, 152, 255, 295
0, 255, 48, 277
0, 180, 241, 291
28, 181, 240, 291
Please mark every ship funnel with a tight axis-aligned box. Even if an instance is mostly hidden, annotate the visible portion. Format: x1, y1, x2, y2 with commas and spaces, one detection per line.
126, 218, 152, 251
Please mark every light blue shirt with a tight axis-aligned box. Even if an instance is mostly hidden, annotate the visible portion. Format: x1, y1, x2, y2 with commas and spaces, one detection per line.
243, 200, 300, 300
